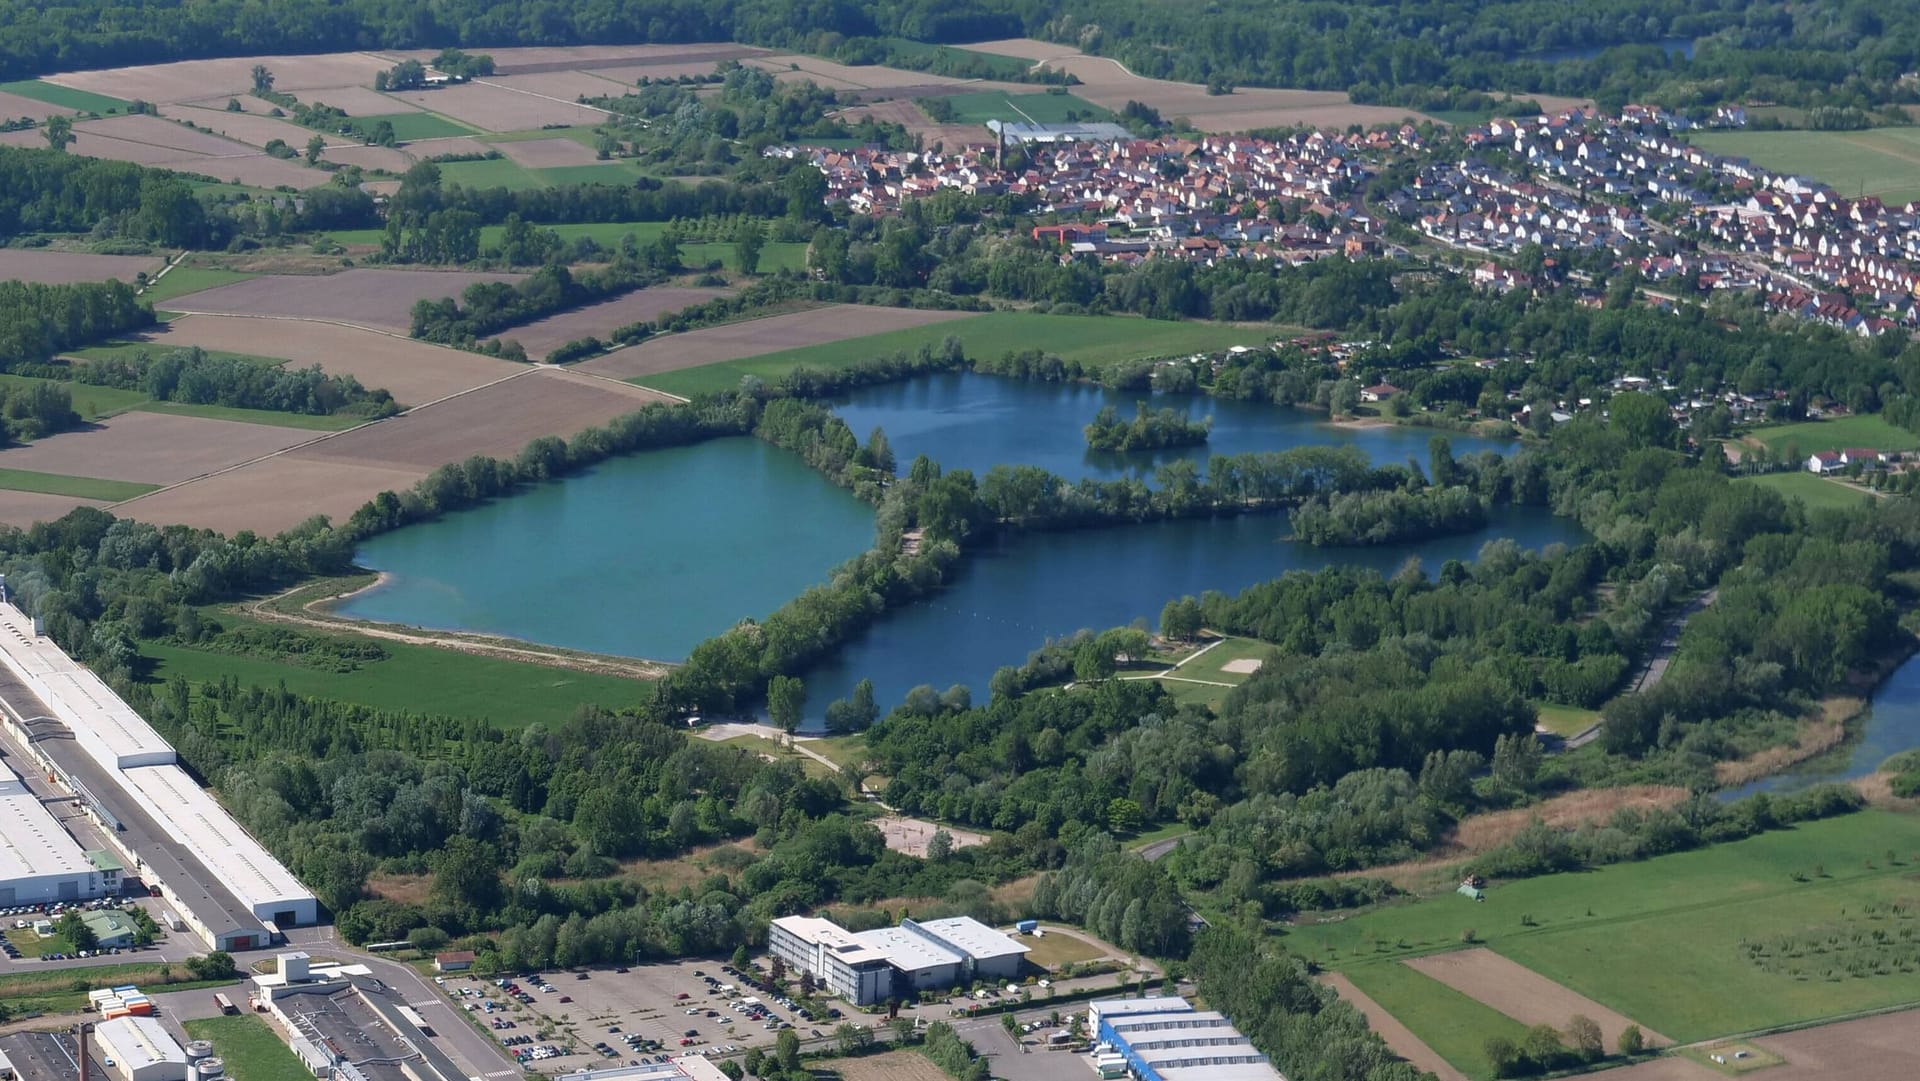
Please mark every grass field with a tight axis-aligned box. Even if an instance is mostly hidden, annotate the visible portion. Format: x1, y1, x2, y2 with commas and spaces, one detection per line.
1693, 128, 1920, 204
0, 961, 230, 1015
1343, 963, 1533, 1080
0, 79, 133, 114
1746, 414, 1920, 457
1020, 930, 1105, 969
144, 266, 258, 306
436, 156, 546, 191
879, 38, 1034, 80
1533, 702, 1600, 737
323, 220, 804, 272
140, 614, 648, 729
641, 312, 1280, 397
1290, 811, 1920, 1043
0, 373, 147, 420
67, 341, 286, 368
0, 468, 157, 501
363, 112, 478, 141
717, 734, 835, 779
940, 91, 1115, 125
185, 1015, 311, 1081
535, 162, 651, 187
1739, 471, 1876, 512
136, 400, 367, 431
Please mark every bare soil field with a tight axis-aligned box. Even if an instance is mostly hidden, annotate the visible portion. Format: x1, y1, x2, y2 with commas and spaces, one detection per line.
956, 38, 1085, 62
1600, 1008, 1920, 1081
292, 368, 670, 473
414, 43, 768, 76
316, 145, 415, 173
182, 94, 272, 115
114, 454, 423, 535
118, 369, 673, 533
584, 60, 733, 84
494, 136, 603, 168
1404, 950, 1671, 1047
0, 491, 108, 529
0, 412, 311, 485
153, 154, 328, 189
1319, 974, 1467, 1081
46, 53, 390, 104
162, 268, 525, 333
77, 113, 253, 156
0, 250, 162, 285
145, 315, 518, 404
0, 90, 77, 121
296, 86, 425, 118
492, 286, 733, 359
820, 1052, 949, 1081
485, 71, 630, 103
164, 105, 328, 150
390, 136, 487, 160
382, 83, 609, 131
757, 55, 986, 91
835, 101, 987, 148
1035, 55, 1428, 131
581, 305, 979, 380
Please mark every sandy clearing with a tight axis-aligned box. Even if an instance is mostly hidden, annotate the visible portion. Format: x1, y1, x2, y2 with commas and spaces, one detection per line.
45, 53, 391, 104
162, 268, 525, 333
0, 490, 110, 529
1404, 950, 1670, 1047
485, 71, 631, 103
149, 154, 329, 189
0, 411, 311, 485
581, 305, 981, 380
872, 816, 987, 858
1220, 657, 1263, 674
289, 367, 673, 473
316, 144, 415, 173
0, 250, 162, 285
956, 38, 1086, 62
1035, 55, 1428, 131
141, 315, 518, 404
491, 286, 733, 359
494, 136, 603, 169
383, 83, 608, 132
164, 105, 331, 151
1319, 973, 1467, 1081
114, 454, 424, 535
0, 90, 78, 121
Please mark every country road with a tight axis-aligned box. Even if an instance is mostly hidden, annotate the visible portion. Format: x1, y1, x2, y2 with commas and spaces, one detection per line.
1636, 587, 1719, 694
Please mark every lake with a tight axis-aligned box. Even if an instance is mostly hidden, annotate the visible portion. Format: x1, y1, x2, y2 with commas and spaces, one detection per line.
1721, 654, 1920, 800
340, 375, 1585, 722
830, 372, 1509, 483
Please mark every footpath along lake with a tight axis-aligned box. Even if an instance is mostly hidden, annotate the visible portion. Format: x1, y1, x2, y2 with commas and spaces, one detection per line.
341, 375, 1584, 719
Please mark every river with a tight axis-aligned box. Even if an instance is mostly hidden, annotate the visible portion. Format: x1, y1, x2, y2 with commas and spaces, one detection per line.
1720, 655, 1920, 800
339, 375, 1585, 721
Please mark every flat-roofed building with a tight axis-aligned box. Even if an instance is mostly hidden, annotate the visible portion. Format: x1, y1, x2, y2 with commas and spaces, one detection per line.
855, 923, 965, 994
1090, 996, 1285, 1081
93, 1016, 187, 1081
119, 764, 317, 928
910, 916, 1029, 981
0, 757, 102, 905
768, 916, 894, 1005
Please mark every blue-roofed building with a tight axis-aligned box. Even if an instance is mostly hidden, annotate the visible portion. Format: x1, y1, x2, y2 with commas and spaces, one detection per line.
1089, 996, 1285, 1081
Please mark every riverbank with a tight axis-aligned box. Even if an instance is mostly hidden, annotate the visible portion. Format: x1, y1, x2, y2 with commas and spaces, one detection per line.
1715, 632, 1920, 789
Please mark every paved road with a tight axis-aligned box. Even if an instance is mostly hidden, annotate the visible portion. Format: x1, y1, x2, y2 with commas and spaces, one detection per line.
1635, 587, 1719, 694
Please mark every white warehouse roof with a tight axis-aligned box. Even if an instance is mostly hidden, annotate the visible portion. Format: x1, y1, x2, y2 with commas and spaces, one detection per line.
772, 916, 890, 967
854, 925, 962, 973
913, 917, 1029, 961
0, 757, 92, 880
0, 606, 173, 768
94, 1016, 186, 1078
120, 765, 316, 923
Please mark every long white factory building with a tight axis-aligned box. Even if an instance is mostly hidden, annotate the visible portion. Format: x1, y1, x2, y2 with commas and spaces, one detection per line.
0, 601, 317, 946
0, 755, 112, 905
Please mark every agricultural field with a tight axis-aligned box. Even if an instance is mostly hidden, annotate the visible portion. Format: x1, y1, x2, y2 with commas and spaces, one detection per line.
381, 82, 611, 131
1693, 128, 1920, 205
0, 411, 312, 486
584, 304, 980, 387
488, 285, 732, 359
1746, 415, 1920, 457
0, 79, 132, 115
629, 310, 1279, 397
159, 267, 525, 333
0, 468, 155, 502
1738, 472, 1876, 512
938, 90, 1115, 124
359, 111, 476, 141
0, 249, 162, 285
0, 373, 147, 421
183, 1016, 312, 1081
141, 612, 646, 729
1338, 964, 1529, 1081
139, 265, 257, 305
1290, 812, 1920, 1046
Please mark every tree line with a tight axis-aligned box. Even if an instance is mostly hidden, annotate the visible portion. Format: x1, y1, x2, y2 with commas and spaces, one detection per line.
70, 345, 398, 416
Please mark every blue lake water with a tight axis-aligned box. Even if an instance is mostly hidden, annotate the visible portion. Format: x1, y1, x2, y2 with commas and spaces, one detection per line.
1721, 655, 1920, 800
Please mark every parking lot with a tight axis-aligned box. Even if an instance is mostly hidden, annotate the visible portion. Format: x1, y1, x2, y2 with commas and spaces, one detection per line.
434, 958, 847, 1074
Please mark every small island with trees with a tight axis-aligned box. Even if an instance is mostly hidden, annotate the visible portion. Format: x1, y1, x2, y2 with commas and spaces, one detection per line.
1085, 401, 1212, 452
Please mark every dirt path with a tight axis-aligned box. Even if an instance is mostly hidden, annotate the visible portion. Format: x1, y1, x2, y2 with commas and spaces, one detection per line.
1320, 972, 1467, 1081
1406, 949, 1671, 1047
244, 577, 670, 680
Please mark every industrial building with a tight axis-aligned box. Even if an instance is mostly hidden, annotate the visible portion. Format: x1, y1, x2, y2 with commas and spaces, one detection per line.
0, 755, 108, 905
264, 973, 467, 1081
0, 601, 317, 948
93, 1016, 188, 1081
768, 915, 1029, 1005
986, 119, 1135, 145
1089, 997, 1284, 1081
557, 1056, 731, 1081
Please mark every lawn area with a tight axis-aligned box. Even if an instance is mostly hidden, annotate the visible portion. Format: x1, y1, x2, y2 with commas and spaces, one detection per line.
67, 341, 285, 367
436, 156, 544, 191
680, 240, 807, 273
534, 162, 652, 187
1692, 128, 1920, 204
1738, 472, 1876, 513
144, 266, 258, 306
1020, 930, 1105, 970
939, 91, 1115, 125
0, 961, 231, 1015
803, 734, 869, 772
641, 311, 1281, 397
2, 929, 47, 958
716, 733, 834, 779
0, 468, 156, 501
1745, 414, 1920, 456
1174, 636, 1271, 683
1153, 678, 1235, 711
0, 79, 132, 114
135, 400, 367, 431
1289, 811, 1920, 1042
1533, 702, 1599, 737
0, 373, 147, 420
140, 613, 648, 729
363, 112, 479, 141
185, 1015, 311, 1081
1343, 963, 1533, 1080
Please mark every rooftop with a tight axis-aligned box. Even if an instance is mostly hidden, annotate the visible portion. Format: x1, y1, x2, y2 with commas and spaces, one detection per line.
0, 605, 172, 769
773, 915, 892, 967
0, 756, 93, 881
277, 978, 465, 1081
913, 917, 1030, 961
854, 925, 963, 973
118, 764, 315, 914
94, 1016, 184, 1072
